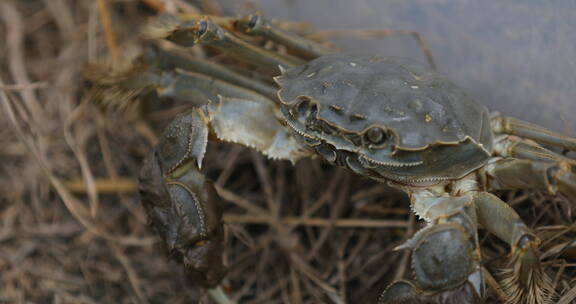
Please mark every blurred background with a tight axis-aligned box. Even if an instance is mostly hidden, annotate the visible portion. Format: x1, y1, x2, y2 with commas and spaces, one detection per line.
222, 0, 576, 134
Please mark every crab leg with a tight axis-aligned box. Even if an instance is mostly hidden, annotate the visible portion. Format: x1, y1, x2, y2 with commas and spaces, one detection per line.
379, 192, 484, 303
147, 46, 278, 98
492, 115, 576, 152
145, 15, 303, 70
89, 55, 279, 108
474, 192, 553, 304
153, 70, 275, 105
87, 46, 278, 101
234, 14, 335, 59
485, 158, 576, 199
493, 135, 576, 167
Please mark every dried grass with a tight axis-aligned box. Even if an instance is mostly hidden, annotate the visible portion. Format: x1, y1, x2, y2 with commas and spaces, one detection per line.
1, 1, 575, 303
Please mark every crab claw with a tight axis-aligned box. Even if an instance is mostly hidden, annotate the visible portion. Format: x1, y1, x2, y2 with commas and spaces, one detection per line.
380, 220, 484, 303
165, 182, 227, 287
139, 111, 227, 288
379, 278, 483, 304
378, 280, 419, 303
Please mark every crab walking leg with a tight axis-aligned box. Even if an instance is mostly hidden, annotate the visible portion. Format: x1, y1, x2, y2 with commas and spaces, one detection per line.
485, 158, 576, 199
154, 70, 277, 107
86, 47, 278, 103
207, 287, 236, 304
147, 46, 278, 99
90, 59, 279, 108
492, 115, 576, 151
493, 135, 576, 167
234, 14, 335, 59
144, 15, 303, 71
474, 192, 554, 304
379, 192, 484, 303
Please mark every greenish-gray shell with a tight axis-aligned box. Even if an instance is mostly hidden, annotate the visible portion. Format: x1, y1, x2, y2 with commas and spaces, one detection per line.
277, 54, 494, 184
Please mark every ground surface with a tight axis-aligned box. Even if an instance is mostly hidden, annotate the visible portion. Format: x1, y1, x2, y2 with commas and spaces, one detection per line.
1, 1, 575, 303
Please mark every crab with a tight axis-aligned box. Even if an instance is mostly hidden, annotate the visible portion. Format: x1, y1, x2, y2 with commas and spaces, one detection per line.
91, 13, 576, 304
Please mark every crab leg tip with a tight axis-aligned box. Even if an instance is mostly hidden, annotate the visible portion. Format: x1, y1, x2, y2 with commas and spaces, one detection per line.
207, 286, 236, 304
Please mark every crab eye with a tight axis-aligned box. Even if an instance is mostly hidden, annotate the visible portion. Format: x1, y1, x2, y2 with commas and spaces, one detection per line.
365, 127, 387, 146
291, 96, 311, 117
296, 97, 310, 114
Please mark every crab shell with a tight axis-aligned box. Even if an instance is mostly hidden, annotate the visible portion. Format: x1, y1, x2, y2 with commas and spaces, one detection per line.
276, 54, 494, 185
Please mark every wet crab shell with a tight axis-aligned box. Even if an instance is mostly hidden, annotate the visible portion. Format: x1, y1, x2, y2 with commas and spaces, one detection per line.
276, 54, 494, 183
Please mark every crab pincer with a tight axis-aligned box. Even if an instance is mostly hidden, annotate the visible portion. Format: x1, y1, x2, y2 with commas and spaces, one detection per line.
138, 110, 226, 287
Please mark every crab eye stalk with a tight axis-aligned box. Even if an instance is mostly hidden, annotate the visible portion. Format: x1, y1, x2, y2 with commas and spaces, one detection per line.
365, 127, 387, 147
